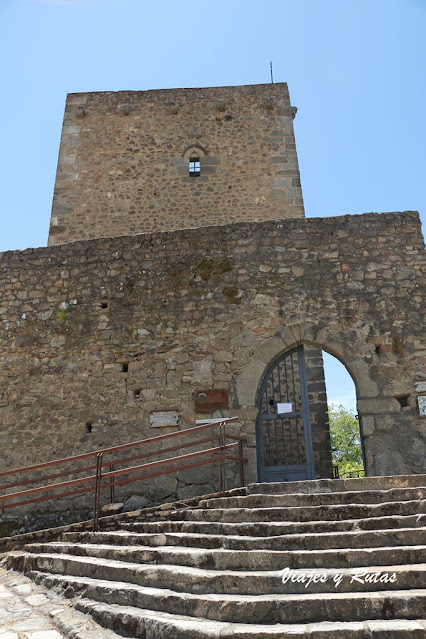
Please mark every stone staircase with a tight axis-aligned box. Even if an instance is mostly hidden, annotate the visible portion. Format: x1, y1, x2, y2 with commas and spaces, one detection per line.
5, 474, 426, 638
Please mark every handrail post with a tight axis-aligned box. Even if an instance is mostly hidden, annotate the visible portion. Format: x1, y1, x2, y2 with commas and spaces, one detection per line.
238, 439, 245, 487
109, 464, 115, 504
219, 421, 226, 494
93, 452, 103, 532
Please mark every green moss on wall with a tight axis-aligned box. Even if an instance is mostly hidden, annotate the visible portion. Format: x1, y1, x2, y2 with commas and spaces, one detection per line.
196, 258, 233, 281
222, 286, 241, 304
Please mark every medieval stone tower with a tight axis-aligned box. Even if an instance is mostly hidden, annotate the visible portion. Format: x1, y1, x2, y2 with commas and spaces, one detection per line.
48, 83, 304, 244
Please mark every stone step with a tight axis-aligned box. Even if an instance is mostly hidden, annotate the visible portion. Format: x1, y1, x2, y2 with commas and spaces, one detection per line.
199, 486, 426, 509
25, 569, 426, 624
60, 525, 426, 552
118, 512, 426, 536
76, 598, 426, 639
13, 539, 426, 572
167, 499, 426, 522
246, 474, 426, 495
4, 475, 426, 636
6, 548, 426, 595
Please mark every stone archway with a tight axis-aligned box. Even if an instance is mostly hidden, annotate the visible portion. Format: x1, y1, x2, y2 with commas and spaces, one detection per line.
235, 322, 416, 480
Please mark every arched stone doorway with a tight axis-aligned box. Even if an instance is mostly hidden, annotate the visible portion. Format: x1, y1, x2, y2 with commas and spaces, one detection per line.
236, 323, 418, 482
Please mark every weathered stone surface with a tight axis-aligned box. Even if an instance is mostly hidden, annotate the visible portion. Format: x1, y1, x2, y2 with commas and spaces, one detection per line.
0, 564, 119, 639
101, 503, 124, 514
4, 474, 426, 637
0, 211, 424, 519
123, 495, 148, 512
48, 83, 304, 246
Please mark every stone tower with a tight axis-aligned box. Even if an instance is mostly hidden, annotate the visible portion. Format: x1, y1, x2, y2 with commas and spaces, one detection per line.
48, 83, 304, 245
46, 81, 332, 481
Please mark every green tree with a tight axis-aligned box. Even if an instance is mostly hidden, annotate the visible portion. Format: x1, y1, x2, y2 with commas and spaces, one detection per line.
329, 404, 364, 476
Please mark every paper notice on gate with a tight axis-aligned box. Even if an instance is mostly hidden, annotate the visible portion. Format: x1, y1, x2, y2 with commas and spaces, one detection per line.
277, 402, 293, 414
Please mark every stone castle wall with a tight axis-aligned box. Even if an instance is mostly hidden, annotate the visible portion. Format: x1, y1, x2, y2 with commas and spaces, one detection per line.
48, 83, 304, 245
1, 211, 425, 522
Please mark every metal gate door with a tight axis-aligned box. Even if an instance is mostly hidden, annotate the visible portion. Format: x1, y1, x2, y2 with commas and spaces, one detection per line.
256, 345, 315, 482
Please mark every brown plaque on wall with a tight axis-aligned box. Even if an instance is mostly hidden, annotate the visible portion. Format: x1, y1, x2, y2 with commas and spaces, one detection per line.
195, 389, 229, 414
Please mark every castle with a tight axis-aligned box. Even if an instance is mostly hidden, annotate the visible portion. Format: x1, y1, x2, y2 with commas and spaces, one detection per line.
0, 83, 425, 523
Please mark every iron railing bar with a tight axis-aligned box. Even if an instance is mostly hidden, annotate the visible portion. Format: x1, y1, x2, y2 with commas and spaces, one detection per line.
262, 380, 270, 466
1, 447, 242, 511
274, 419, 278, 466
277, 359, 283, 403
110, 435, 222, 468
224, 434, 247, 443
109, 465, 115, 504
0, 417, 238, 479
0, 484, 98, 510
283, 356, 290, 403
0, 471, 101, 502
0, 455, 224, 511
277, 361, 285, 467
280, 417, 286, 466
0, 443, 239, 504
290, 352, 301, 464
271, 366, 278, 466
284, 357, 297, 465
219, 421, 225, 493
266, 370, 275, 466
93, 453, 103, 532
238, 440, 245, 486
0, 464, 96, 492
101, 442, 239, 481
100, 455, 223, 490
264, 369, 270, 416
224, 454, 249, 463
266, 419, 272, 466
0, 433, 230, 493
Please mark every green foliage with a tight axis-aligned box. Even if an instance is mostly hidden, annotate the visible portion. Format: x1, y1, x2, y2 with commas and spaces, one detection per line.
329, 404, 364, 475
56, 309, 68, 321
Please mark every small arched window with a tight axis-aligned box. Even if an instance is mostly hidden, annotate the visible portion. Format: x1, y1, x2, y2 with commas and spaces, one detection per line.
189, 152, 201, 177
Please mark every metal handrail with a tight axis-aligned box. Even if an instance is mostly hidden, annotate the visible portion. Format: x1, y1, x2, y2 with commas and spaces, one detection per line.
0, 433, 236, 492
0, 417, 247, 531
333, 465, 364, 479
0, 418, 239, 478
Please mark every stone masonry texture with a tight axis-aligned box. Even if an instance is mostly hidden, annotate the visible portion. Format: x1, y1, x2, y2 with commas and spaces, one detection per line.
48, 83, 304, 245
0, 211, 425, 522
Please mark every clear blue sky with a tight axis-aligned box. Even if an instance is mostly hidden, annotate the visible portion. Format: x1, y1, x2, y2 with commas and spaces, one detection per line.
1, 0, 425, 408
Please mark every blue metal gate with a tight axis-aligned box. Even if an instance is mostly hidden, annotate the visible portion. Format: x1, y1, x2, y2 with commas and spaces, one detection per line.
256, 345, 315, 482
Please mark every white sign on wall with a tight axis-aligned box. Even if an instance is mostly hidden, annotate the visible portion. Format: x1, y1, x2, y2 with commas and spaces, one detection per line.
417, 396, 426, 417
149, 411, 179, 427
277, 402, 293, 414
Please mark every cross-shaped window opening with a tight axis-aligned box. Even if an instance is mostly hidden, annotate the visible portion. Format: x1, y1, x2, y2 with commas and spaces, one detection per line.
189, 153, 201, 177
